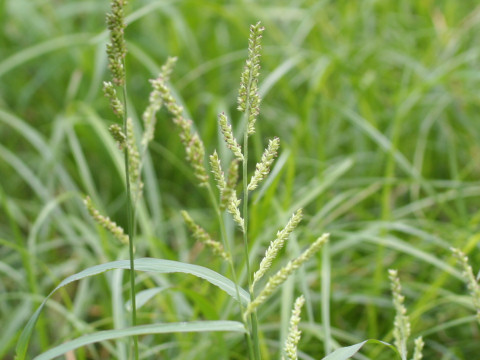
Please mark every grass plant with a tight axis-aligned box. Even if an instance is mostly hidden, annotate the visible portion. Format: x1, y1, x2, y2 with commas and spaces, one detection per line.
1, 0, 480, 359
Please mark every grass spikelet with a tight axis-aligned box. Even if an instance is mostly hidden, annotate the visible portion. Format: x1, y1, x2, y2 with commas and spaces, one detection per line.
253, 209, 303, 289
109, 124, 126, 150
105, 0, 127, 86
210, 150, 226, 191
237, 22, 264, 135
244, 234, 329, 319
220, 160, 239, 211
451, 247, 480, 322
154, 76, 209, 186
84, 196, 128, 245
218, 112, 243, 161
142, 57, 178, 147
181, 210, 230, 261
248, 137, 280, 191
388, 269, 411, 360
283, 295, 305, 360
103, 81, 124, 118
412, 336, 424, 360
126, 118, 142, 198
227, 192, 244, 232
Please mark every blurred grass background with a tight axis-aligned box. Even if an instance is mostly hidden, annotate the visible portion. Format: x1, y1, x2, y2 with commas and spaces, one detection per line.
1, 0, 480, 358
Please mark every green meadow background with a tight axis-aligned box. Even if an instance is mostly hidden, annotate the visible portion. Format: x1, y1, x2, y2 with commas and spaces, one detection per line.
1, 0, 480, 358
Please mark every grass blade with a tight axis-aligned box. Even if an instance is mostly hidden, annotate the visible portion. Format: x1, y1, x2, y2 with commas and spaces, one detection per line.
33, 321, 247, 360
16, 258, 250, 360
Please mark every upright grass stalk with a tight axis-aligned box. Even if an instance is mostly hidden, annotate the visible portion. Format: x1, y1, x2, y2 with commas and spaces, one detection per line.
122, 86, 139, 360
237, 22, 265, 360
104, 1, 138, 358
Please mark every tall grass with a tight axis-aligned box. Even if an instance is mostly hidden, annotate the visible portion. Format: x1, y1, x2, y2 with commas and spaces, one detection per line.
1, 0, 480, 359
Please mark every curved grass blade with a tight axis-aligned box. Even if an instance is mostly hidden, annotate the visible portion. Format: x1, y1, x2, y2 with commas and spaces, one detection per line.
16, 258, 250, 360
322, 339, 399, 360
34, 321, 246, 360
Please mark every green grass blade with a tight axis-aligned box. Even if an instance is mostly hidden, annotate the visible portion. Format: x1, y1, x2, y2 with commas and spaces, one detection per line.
33, 321, 247, 360
16, 258, 250, 360
125, 287, 169, 311
0, 34, 91, 78
321, 339, 399, 360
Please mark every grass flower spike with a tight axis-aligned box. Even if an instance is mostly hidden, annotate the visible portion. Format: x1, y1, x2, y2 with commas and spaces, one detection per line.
253, 209, 303, 289
106, 0, 127, 86
154, 76, 209, 186
103, 81, 124, 118
412, 337, 424, 360
181, 211, 230, 261
237, 22, 264, 135
388, 269, 411, 360
210, 151, 226, 191
220, 160, 239, 211
218, 112, 244, 161
109, 124, 126, 150
244, 233, 329, 319
126, 118, 142, 198
248, 137, 280, 191
84, 196, 128, 245
451, 247, 480, 322
142, 57, 177, 147
283, 295, 305, 360
227, 192, 245, 232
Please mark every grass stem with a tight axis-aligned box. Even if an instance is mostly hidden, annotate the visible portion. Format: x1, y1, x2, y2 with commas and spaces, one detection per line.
122, 77, 139, 360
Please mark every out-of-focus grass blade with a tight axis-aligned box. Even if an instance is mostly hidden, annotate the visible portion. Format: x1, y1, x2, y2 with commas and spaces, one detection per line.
321, 339, 399, 360
321, 241, 332, 355
34, 321, 246, 360
289, 158, 353, 213
125, 287, 169, 311
0, 34, 91, 78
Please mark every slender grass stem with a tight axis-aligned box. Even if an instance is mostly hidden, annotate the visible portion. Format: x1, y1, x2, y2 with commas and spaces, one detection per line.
205, 183, 255, 358
122, 78, 139, 360
243, 119, 261, 360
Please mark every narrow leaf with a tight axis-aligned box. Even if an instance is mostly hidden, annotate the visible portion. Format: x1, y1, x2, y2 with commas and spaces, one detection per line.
321, 340, 399, 360
34, 321, 246, 360
16, 258, 249, 360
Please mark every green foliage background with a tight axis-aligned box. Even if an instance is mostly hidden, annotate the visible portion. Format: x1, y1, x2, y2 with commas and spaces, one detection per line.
1, 0, 480, 358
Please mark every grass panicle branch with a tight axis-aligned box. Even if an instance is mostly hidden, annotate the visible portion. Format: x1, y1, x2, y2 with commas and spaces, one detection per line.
244, 234, 329, 319
210, 150, 226, 191
451, 247, 480, 322
252, 209, 303, 289
248, 137, 280, 191
388, 269, 411, 360
218, 112, 244, 161
227, 190, 245, 232
181, 210, 230, 261
220, 160, 239, 211
84, 196, 128, 245
126, 118, 142, 199
237, 22, 264, 135
109, 123, 127, 150
283, 295, 305, 360
412, 336, 424, 360
103, 81, 124, 118
106, 0, 127, 87
142, 56, 177, 147
153, 76, 209, 186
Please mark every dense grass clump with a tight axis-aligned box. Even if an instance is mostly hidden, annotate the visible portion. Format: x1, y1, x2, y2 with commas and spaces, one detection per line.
1, 0, 480, 359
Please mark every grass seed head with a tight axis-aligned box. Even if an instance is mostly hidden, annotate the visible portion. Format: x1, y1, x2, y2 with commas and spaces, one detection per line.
237, 22, 264, 135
